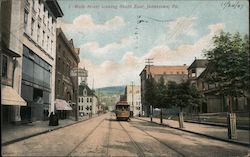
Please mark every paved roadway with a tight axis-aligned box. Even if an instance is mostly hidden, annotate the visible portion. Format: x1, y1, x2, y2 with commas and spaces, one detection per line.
2, 113, 250, 157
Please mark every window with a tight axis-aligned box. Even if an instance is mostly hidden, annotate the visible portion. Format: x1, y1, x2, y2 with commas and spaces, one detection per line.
51, 40, 53, 52
2, 55, 8, 78
81, 98, 83, 103
79, 106, 80, 111
37, 25, 40, 42
24, 10, 28, 31
42, 31, 45, 46
32, 0, 35, 9
79, 97, 81, 103
47, 36, 49, 50
87, 98, 89, 102
90, 98, 92, 102
31, 19, 35, 36
57, 79, 60, 94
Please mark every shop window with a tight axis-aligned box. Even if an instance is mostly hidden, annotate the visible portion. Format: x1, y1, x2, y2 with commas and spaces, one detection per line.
1, 55, 8, 78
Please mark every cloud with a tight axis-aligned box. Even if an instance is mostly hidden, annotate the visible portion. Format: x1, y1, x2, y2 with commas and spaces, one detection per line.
79, 53, 143, 88
144, 23, 225, 65
167, 16, 198, 39
80, 36, 135, 56
78, 23, 224, 88
58, 15, 125, 33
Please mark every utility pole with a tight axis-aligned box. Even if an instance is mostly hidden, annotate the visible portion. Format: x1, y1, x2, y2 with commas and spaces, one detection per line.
131, 81, 134, 117
76, 67, 79, 121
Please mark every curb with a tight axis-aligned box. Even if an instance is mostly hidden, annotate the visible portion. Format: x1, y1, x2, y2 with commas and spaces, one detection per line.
2, 114, 103, 146
184, 120, 250, 130
135, 118, 250, 148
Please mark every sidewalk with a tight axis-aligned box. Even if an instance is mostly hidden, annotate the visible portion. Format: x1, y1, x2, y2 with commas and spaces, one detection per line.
2, 114, 99, 146
136, 117, 250, 147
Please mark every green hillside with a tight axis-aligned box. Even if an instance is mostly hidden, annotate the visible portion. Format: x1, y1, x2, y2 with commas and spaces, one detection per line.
95, 86, 125, 96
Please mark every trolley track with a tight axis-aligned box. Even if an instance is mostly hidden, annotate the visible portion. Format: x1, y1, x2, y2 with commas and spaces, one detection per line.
118, 121, 146, 157
106, 115, 112, 156
131, 119, 186, 157
66, 118, 105, 157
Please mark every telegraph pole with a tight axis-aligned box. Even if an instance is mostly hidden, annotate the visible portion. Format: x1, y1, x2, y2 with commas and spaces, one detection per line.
131, 81, 134, 117
76, 67, 79, 121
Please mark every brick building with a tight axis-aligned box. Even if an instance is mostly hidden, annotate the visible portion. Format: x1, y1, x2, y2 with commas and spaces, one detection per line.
139, 65, 188, 116
55, 28, 80, 119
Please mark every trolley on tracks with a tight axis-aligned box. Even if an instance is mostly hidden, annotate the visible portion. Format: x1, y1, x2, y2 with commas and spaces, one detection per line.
115, 101, 130, 121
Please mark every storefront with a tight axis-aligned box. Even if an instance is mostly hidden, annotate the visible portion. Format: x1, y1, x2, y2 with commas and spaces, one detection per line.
20, 45, 51, 122
1, 44, 27, 125
54, 99, 72, 119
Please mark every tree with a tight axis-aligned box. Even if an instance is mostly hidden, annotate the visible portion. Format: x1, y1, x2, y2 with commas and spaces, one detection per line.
167, 80, 204, 128
204, 31, 249, 139
144, 74, 157, 120
155, 76, 168, 123
204, 31, 249, 112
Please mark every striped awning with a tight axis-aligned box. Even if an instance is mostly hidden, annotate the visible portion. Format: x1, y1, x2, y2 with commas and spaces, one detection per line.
1, 85, 27, 106
55, 99, 72, 110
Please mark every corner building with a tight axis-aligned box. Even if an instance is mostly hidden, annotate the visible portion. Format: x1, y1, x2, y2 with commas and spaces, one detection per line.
20, 0, 63, 122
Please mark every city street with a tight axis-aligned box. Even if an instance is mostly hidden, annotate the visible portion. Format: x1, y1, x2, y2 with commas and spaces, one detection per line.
2, 113, 249, 157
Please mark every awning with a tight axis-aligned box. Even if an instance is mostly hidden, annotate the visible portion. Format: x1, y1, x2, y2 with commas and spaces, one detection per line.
1, 85, 27, 106
55, 99, 72, 110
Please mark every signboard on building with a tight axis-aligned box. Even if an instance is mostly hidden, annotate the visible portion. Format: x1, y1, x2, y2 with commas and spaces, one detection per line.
70, 68, 88, 77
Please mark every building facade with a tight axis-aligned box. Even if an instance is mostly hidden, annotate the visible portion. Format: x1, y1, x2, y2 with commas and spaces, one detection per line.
1, 0, 27, 125
125, 85, 141, 116
78, 82, 100, 117
6, 0, 64, 123
55, 28, 80, 119
188, 59, 249, 113
140, 65, 188, 116
196, 63, 249, 113
187, 59, 208, 87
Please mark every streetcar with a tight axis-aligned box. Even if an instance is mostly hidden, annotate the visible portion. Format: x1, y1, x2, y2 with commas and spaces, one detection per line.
115, 101, 130, 121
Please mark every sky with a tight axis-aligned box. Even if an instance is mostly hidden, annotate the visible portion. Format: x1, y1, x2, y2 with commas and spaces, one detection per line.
57, 0, 249, 88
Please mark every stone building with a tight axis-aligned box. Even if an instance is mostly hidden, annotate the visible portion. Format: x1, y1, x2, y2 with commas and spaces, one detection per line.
139, 65, 188, 116
1, 0, 27, 125
1, 0, 63, 123
55, 28, 80, 119
124, 85, 141, 116
78, 82, 100, 117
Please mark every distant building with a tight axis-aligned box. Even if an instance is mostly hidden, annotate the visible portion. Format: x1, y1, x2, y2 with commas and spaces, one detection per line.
78, 82, 100, 117
139, 65, 188, 116
55, 28, 80, 119
124, 85, 141, 116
